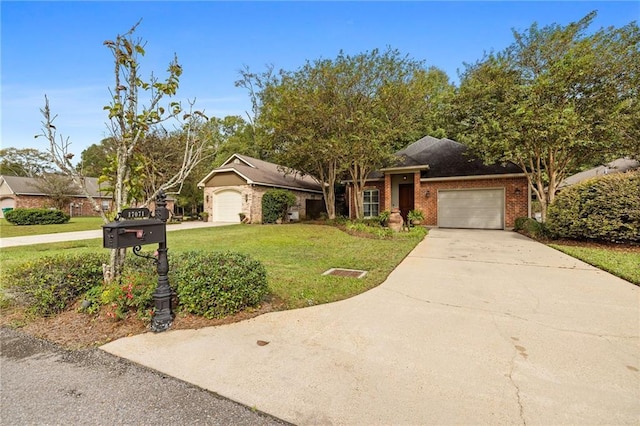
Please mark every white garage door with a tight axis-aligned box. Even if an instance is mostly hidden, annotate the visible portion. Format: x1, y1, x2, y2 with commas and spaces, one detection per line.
213, 190, 242, 222
438, 189, 504, 229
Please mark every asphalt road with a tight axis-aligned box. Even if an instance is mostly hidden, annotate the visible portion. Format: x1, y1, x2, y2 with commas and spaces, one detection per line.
0, 327, 288, 425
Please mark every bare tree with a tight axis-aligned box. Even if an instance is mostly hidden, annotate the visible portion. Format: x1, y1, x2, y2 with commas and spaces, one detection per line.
29, 173, 76, 211
38, 21, 216, 282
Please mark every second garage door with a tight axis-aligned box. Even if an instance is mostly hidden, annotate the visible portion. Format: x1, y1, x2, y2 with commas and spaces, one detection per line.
213, 190, 242, 222
438, 188, 504, 229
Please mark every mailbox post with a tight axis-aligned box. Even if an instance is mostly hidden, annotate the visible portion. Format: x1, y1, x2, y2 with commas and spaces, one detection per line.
151, 191, 172, 332
102, 190, 173, 332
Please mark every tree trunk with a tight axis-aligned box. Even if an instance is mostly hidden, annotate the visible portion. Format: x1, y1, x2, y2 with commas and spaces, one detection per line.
317, 159, 337, 220
349, 164, 370, 219
105, 149, 130, 284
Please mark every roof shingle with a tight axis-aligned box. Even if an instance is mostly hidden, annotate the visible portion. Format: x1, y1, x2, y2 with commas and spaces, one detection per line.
199, 154, 323, 192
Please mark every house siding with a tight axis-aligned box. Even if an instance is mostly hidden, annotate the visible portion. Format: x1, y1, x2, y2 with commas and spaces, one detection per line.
206, 172, 246, 187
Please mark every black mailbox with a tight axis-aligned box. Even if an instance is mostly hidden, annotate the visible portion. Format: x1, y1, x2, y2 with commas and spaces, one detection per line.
102, 218, 166, 249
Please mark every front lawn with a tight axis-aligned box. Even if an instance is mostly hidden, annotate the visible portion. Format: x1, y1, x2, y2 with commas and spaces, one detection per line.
549, 243, 640, 285
1, 223, 425, 310
0, 217, 105, 238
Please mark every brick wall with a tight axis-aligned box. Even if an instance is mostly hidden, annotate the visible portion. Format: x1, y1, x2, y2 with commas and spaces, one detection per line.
247, 186, 323, 223
415, 176, 529, 228
13, 195, 111, 216
349, 175, 529, 228
204, 185, 323, 223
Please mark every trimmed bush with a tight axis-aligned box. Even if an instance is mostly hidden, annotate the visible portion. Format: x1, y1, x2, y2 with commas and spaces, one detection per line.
262, 189, 296, 224
514, 217, 546, 239
546, 171, 640, 243
3, 253, 107, 316
172, 251, 268, 318
98, 255, 158, 320
5, 208, 70, 225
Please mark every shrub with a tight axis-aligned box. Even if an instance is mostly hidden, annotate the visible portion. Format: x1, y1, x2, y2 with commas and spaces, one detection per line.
378, 210, 391, 226
172, 251, 268, 318
99, 256, 157, 320
344, 220, 428, 239
262, 189, 296, 224
407, 209, 425, 224
5, 208, 70, 225
514, 216, 546, 239
546, 171, 640, 243
3, 253, 107, 316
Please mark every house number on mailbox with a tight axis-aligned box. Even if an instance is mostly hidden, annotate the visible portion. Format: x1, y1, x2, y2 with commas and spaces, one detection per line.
120, 208, 150, 220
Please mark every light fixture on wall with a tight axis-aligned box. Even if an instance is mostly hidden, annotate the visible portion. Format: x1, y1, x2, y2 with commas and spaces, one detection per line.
514, 187, 521, 195
424, 190, 431, 198
205, 195, 209, 203
403, 175, 407, 180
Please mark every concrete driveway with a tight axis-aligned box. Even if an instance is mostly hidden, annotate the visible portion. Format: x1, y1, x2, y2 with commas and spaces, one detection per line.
102, 229, 639, 425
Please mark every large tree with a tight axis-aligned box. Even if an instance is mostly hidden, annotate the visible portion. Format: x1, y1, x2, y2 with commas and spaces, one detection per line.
0, 148, 54, 177
38, 22, 216, 281
454, 12, 639, 221
78, 138, 116, 178
208, 115, 262, 167
256, 48, 449, 218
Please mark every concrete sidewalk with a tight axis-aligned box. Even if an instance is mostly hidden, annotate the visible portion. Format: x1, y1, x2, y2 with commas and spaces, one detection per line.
102, 229, 639, 425
0, 221, 234, 248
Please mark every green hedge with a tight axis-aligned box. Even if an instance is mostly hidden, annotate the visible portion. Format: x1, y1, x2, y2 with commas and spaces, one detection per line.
546, 171, 640, 243
5, 208, 70, 225
3, 253, 108, 316
262, 189, 296, 224
3, 250, 269, 320
173, 251, 268, 319
514, 217, 546, 239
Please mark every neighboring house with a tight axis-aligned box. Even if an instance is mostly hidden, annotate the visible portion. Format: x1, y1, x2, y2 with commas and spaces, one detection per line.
0, 175, 112, 218
559, 158, 640, 189
345, 136, 530, 230
198, 154, 324, 223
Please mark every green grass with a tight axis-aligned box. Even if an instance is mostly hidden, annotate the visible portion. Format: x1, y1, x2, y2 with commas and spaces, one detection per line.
0, 224, 425, 309
0, 217, 105, 238
549, 244, 640, 285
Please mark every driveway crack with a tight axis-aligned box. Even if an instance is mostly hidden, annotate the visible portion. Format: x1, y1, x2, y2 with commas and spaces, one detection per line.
381, 287, 638, 340
409, 255, 596, 271
507, 349, 527, 426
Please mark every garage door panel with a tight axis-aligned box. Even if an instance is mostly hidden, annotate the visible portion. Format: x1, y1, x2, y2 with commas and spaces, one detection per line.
213, 190, 241, 222
438, 189, 504, 229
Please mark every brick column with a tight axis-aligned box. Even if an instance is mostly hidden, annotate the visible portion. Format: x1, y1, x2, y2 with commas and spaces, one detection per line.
413, 172, 421, 211
384, 174, 392, 212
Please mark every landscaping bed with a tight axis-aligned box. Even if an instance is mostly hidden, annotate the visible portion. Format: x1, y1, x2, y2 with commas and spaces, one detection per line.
0, 223, 426, 348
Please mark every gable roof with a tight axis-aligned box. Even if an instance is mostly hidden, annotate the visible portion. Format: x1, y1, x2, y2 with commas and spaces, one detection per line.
0, 175, 110, 198
198, 154, 323, 193
366, 136, 522, 180
559, 158, 640, 188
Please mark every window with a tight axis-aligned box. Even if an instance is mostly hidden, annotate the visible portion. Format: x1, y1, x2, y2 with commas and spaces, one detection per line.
363, 189, 379, 217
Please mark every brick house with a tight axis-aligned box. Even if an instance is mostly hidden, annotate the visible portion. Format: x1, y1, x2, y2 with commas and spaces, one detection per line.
198, 154, 324, 223
345, 136, 530, 229
0, 175, 112, 218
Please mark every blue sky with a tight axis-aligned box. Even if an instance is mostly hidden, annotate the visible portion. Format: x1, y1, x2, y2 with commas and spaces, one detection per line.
1, 1, 638, 155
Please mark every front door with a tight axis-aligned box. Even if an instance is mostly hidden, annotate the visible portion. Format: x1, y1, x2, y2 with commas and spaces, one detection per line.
398, 184, 414, 223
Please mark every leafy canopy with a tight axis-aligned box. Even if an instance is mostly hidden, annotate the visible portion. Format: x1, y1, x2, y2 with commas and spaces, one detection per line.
454, 11, 639, 220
